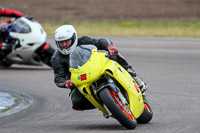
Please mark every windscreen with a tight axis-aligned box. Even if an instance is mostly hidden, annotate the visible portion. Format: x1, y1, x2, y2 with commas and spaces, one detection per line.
70, 45, 96, 69
10, 18, 31, 33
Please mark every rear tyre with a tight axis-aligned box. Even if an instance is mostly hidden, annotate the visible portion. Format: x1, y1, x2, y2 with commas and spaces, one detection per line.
41, 46, 54, 67
137, 102, 153, 124
99, 88, 137, 129
36, 43, 55, 67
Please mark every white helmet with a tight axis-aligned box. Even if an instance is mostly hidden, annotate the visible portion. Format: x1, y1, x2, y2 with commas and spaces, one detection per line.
54, 25, 78, 55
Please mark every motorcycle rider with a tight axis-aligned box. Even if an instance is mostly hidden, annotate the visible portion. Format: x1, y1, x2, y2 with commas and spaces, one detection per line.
0, 7, 24, 24
51, 25, 147, 110
0, 7, 24, 61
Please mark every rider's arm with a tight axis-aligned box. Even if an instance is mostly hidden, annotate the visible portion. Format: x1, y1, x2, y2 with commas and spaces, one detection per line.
51, 50, 70, 88
0, 8, 24, 24
78, 36, 113, 51
0, 19, 13, 24
0, 7, 24, 18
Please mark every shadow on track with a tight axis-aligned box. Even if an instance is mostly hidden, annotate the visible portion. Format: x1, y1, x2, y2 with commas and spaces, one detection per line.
46, 123, 127, 131
0, 65, 51, 71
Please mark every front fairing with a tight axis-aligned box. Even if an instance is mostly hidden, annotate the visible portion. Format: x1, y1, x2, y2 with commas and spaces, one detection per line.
9, 17, 46, 47
69, 45, 110, 86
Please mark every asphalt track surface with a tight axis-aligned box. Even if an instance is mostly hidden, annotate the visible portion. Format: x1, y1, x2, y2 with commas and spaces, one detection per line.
0, 36, 200, 133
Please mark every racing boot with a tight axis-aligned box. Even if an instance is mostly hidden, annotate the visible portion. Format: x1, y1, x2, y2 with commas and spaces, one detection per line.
127, 67, 148, 93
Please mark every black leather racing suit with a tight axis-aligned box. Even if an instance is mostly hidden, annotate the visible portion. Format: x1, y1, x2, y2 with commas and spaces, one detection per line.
51, 36, 131, 110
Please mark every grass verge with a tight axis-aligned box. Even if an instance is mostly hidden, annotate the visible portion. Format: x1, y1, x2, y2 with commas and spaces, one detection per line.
42, 21, 200, 37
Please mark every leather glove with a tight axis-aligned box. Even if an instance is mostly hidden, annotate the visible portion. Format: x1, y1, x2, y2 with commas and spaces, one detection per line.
107, 44, 118, 56
64, 80, 74, 89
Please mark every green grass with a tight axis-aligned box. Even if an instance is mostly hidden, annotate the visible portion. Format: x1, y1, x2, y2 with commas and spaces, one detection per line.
0, 97, 18, 113
0, 107, 9, 113
42, 21, 200, 37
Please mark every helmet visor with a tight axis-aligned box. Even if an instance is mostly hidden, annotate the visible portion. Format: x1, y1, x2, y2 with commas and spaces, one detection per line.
58, 39, 72, 50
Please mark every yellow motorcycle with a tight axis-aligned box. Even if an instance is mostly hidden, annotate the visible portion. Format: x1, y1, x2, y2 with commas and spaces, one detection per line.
69, 45, 153, 129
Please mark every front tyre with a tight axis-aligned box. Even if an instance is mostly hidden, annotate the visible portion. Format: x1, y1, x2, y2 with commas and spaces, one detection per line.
0, 51, 12, 67
0, 57, 12, 67
0, 61, 12, 67
99, 88, 137, 129
137, 101, 153, 124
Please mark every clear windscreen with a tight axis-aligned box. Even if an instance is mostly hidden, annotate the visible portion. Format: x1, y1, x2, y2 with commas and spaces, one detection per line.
10, 18, 31, 33
69, 45, 96, 69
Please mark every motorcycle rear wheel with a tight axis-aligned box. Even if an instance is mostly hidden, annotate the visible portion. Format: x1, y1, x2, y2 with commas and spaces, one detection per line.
99, 88, 137, 129
36, 43, 55, 67
40, 47, 54, 67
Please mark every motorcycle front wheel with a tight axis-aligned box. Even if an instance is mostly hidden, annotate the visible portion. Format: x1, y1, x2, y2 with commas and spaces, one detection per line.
137, 101, 153, 124
99, 88, 137, 129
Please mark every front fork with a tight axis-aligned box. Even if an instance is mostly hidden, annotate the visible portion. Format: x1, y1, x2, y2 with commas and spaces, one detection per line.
93, 77, 129, 118
106, 78, 128, 106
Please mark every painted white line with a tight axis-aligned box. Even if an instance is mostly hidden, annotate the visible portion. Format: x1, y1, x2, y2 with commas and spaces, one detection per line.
0, 106, 6, 110
0, 90, 33, 117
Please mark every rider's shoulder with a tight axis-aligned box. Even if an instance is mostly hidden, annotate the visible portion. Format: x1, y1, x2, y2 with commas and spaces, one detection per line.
78, 36, 94, 41
51, 49, 64, 61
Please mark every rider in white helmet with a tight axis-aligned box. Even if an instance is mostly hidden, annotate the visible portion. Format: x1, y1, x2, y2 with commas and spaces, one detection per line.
51, 25, 147, 111
54, 25, 78, 55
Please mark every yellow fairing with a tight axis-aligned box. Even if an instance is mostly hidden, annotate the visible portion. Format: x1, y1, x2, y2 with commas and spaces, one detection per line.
70, 48, 144, 118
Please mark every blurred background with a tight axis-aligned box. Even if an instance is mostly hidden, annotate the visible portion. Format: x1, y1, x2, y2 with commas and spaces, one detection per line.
1, 0, 200, 36
1, 0, 200, 23
1, 1, 200, 132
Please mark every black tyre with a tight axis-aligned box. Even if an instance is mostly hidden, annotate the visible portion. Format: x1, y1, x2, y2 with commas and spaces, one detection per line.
2, 62, 12, 67
0, 51, 12, 67
0, 59, 12, 67
41, 46, 54, 67
137, 101, 153, 124
36, 43, 55, 67
99, 88, 137, 129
